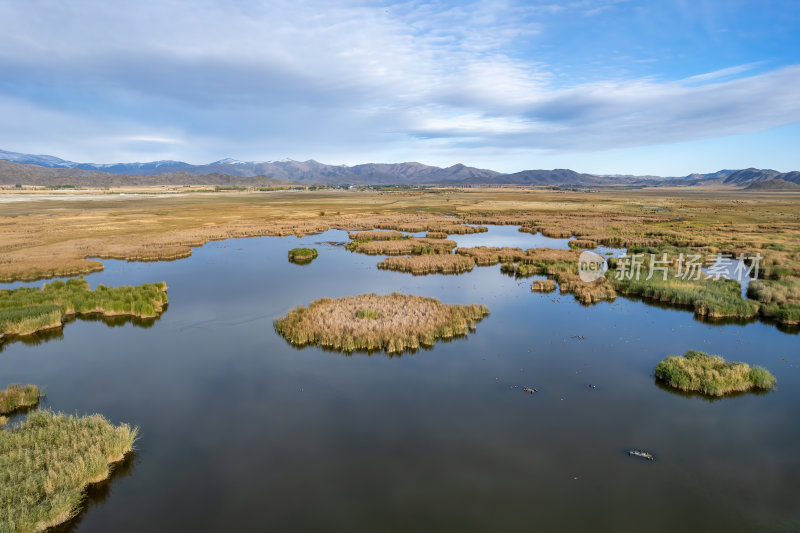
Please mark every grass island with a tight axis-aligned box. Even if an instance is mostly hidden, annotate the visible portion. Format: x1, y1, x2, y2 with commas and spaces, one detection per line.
377, 254, 475, 275
0, 278, 168, 342
0, 384, 40, 415
655, 350, 776, 396
0, 409, 138, 532
274, 293, 489, 353
288, 247, 318, 264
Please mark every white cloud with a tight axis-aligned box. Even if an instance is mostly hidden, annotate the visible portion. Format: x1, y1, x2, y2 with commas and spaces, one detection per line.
0, 0, 798, 168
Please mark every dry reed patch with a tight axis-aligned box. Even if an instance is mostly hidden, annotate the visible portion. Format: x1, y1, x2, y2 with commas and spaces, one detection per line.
569, 239, 598, 249
0, 409, 137, 532
274, 293, 489, 353
425, 231, 448, 239
0, 384, 40, 414
531, 280, 556, 292
426, 224, 488, 235
378, 255, 475, 275
455, 247, 528, 266
349, 238, 456, 256
347, 230, 407, 241
655, 350, 776, 396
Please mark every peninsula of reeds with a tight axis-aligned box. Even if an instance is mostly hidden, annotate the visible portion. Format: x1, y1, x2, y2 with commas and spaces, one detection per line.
0, 278, 168, 341
531, 280, 556, 292
610, 272, 759, 319
378, 255, 475, 275
274, 293, 489, 353
0, 409, 138, 532
655, 350, 776, 396
0, 384, 40, 415
288, 247, 318, 264
348, 237, 456, 256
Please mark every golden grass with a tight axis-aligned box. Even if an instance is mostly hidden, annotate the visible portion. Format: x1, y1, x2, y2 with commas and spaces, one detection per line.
455, 246, 529, 265
0, 384, 40, 415
347, 230, 407, 241
378, 255, 475, 275
348, 237, 457, 255
655, 350, 776, 396
531, 280, 556, 292
0, 409, 137, 532
0, 187, 797, 287
568, 239, 598, 249
425, 231, 448, 239
274, 293, 489, 353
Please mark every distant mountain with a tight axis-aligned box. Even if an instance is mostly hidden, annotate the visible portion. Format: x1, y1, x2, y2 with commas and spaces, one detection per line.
744, 179, 800, 191
0, 161, 296, 187
1, 148, 798, 187
0, 149, 190, 174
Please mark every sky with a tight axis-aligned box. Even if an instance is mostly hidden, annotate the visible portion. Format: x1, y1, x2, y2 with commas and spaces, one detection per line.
0, 0, 799, 175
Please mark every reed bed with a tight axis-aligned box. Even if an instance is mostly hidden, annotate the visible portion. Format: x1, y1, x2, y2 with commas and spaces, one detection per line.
348, 238, 456, 256
456, 247, 528, 266
274, 293, 489, 353
568, 239, 598, 249
500, 249, 618, 304
531, 280, 556, 292
425, 231, 448, 239
0, 409, 138, 532
0, 384, 40, 415
748, 279, 800, 325
378, 255, 475, 275
426, 225, 488, 235
655, 350, 776, 396
347, 230, 407, 241
288, 247, 318, 264
610, 272, 759, 319
0, 278, 168, 340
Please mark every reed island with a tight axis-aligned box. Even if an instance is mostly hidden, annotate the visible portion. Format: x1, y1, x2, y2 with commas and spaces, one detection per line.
0, 409, 138, 532
288, 247, 319, 264
0, 278, 168, 343
655, 350, 776, 396
274, 293, 489, 353
0, 384, 41, 417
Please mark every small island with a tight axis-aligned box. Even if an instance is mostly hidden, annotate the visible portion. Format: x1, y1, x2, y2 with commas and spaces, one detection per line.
0, 278, 168, 342
0, 384, 41, 415
288, 247, 319, 264
378, 255, 475, 275
0, 409, 138, 531
531, 280, 556, 292
655, 350, 776, 396
274, 293, 489, 353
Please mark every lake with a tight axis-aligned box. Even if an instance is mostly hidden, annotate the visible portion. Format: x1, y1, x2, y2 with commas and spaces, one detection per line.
2, 225, 799, 532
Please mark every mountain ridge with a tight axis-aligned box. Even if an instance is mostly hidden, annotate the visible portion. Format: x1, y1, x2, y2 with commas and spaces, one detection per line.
1, 149, 798, 188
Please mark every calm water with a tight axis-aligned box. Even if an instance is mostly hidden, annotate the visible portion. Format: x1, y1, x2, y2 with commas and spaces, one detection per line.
2, 226, 799, 532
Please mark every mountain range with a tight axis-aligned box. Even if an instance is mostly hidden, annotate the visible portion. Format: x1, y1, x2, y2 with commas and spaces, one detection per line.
1, 148, 798, 188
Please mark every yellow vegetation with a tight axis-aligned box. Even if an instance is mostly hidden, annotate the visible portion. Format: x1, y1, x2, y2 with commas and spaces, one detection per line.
274, 293, 489, 353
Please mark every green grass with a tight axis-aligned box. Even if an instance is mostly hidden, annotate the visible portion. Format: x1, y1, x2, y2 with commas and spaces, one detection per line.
356, 308, 380, 319
748, 279, 800, 325
0, 385, 40, 415
655, 350, 776, 396
0, 278, 168, 340
609, 271, 759, 319
0, 409, 138, 532
287, 248, 318, 263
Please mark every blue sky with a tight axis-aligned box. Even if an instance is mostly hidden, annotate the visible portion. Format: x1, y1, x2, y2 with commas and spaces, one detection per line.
0, 0, 798, 174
